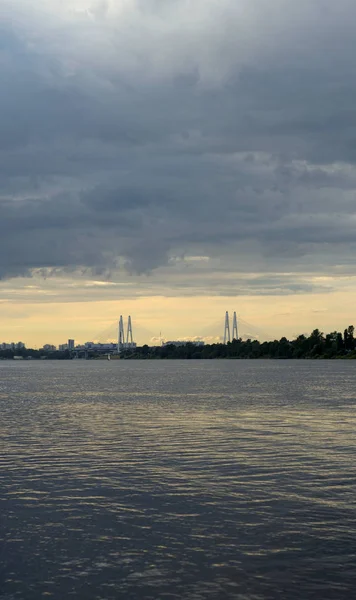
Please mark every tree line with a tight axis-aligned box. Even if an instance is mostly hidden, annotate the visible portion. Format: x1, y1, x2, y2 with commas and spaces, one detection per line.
1, 326, 356, 360
121, 326, 356, 360
0, 348, 71, 360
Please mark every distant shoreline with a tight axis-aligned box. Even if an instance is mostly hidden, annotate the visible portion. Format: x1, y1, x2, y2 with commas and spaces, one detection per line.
1, 357, 356, 361
2, 327, 356, 360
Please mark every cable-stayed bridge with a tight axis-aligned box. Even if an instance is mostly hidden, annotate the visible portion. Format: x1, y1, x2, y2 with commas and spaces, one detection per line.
198, 315, 273, 343
92, 313, 273, 346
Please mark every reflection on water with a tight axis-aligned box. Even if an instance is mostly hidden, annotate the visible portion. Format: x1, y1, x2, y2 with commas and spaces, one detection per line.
0, 360, 356, 599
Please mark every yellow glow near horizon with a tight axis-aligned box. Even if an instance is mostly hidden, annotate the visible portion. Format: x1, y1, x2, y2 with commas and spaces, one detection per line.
1, 290, 356, 347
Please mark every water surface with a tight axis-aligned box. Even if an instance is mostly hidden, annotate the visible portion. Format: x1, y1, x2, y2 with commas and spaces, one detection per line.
1, 360, 356, 599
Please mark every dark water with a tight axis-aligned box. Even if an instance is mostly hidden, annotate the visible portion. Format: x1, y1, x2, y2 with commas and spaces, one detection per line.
1, 360, 356, 600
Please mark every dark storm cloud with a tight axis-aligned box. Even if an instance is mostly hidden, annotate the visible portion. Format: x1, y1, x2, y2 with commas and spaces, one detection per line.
1, 0, 356, 293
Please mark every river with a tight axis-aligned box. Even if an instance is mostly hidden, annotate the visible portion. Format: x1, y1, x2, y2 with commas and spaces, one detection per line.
1, 360, 355, 599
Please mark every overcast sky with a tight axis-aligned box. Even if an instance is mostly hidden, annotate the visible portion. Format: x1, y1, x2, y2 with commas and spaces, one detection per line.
1, 0, 356, 345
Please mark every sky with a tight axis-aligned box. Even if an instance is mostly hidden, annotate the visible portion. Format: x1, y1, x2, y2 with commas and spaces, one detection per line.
1, 0, 356, 346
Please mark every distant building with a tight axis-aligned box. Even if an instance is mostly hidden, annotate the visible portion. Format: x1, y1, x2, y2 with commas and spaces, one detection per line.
1, 341, 26, 350
118, 342, 137, 351
163, 341, 205, 347
58, 340, 75, 351
77, 342, 120, 353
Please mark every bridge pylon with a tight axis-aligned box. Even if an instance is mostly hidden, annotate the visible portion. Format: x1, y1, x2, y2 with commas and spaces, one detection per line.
232, 311, 238, 340
223, 311, 231, 344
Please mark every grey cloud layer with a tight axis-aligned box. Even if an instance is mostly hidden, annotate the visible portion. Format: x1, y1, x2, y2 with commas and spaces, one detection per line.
1, 0, 356, 293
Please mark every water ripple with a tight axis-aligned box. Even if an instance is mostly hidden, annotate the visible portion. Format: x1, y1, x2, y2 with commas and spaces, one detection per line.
1, 360, 356, 599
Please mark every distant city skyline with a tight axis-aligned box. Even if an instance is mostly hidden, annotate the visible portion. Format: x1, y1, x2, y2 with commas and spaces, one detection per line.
1, 298, 356, 349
